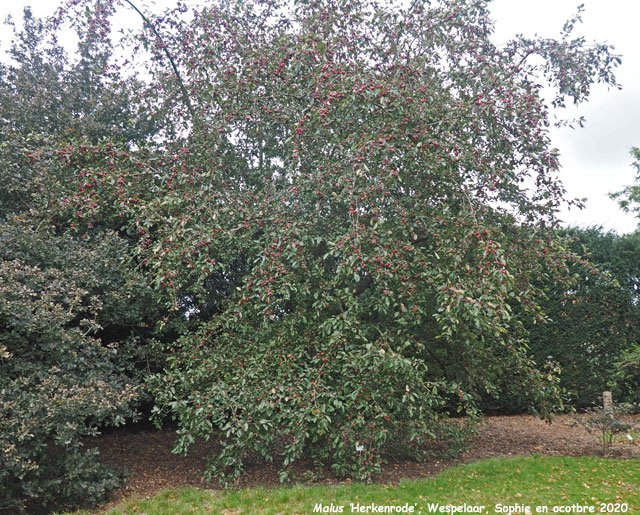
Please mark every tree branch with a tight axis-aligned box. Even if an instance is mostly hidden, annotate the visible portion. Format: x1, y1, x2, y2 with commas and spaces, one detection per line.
122, 0, 198, 124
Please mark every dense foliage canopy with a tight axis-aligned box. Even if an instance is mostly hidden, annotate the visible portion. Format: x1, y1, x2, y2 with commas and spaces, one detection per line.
485, 227, 640, 411
0, 6, 165, 512
55, 0, 621, 482
1, 0, 636, 509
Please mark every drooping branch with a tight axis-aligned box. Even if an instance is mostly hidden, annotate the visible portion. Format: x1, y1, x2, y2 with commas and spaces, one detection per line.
121, 0, 198, 124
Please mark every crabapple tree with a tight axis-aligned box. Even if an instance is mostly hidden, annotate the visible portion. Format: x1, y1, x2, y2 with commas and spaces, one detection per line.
53, 0, 621, 483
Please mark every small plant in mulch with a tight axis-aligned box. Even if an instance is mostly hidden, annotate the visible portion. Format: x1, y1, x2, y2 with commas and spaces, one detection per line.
571, 402, 639, 455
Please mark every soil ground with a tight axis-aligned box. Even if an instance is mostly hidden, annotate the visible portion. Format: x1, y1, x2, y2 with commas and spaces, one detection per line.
89, 414, 639, 510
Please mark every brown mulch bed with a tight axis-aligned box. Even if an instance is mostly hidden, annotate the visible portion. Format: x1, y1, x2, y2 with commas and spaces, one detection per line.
89, 414, 639, 509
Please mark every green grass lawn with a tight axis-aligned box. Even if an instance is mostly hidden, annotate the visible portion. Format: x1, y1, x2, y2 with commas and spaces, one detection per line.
68, 456, 640, 515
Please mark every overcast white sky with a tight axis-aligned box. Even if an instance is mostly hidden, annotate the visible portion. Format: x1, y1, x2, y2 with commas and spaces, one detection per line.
2, 0, 639, 234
